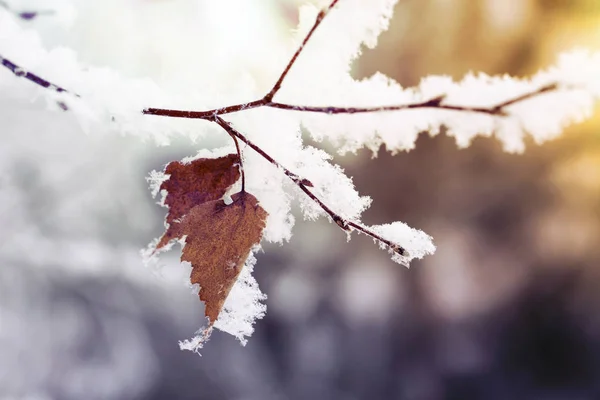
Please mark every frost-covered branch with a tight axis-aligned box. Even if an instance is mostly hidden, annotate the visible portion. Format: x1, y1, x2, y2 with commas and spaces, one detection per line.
0, 0, 54, 21
1, 50, 562, 122
143, 83, 561, 119
214, 115, 407, 256
0, 55, 68, 93
267, 83, 561, 116
263, 0, 341, 102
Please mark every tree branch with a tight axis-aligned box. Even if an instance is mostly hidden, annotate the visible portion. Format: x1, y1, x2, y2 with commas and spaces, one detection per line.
264, 0, 341, 102
0, 55, 75, 110
0, 55, 69, 94
0, 0, 55, 20
214, 116, 406, 255
0, 0, 561, 121
213, 116, 312, 188
0, 0, 571, 257
144, 99, 264, 120
143, 85, 560, 120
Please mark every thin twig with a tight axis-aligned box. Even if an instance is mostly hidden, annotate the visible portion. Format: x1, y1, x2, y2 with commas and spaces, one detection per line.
214, 116, 406, 255
493, 83, 558, 110
264, 0, 341, 102
0, 55, 76, 110
267, 97, 511, 115
0, 0, 55, 20
0, 55, 69, 93
213, 116, 307, 185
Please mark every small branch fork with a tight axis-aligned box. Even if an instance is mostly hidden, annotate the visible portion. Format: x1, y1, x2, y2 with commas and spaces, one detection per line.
0, 0, 564, 256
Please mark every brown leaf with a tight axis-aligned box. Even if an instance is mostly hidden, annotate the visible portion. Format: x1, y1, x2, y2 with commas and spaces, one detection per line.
157, 191, 267, 324
160, 154, 240, 224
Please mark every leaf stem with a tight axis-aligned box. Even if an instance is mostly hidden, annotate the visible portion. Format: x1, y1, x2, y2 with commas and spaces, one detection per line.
229, 131, 245, 192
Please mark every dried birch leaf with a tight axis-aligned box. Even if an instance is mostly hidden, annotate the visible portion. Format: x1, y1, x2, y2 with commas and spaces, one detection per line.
157, 191, 267, 324
160, 154, 240, 224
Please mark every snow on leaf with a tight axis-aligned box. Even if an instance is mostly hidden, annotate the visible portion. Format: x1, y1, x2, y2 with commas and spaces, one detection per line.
153, 154, 267, 329
156, 191, 267, 325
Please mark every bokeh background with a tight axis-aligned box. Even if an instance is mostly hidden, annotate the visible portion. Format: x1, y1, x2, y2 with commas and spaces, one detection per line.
1, 0, 600, 399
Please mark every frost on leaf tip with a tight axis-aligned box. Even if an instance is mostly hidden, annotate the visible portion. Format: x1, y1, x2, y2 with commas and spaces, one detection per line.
158, 192, 267, 325
369, 222, 436, 267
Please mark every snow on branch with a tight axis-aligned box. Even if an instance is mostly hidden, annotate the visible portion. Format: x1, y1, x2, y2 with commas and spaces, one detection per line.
0, 0, 56, 21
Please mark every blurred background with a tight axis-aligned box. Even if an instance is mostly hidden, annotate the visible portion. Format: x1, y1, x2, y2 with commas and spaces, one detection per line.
1, 0, 600, 399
